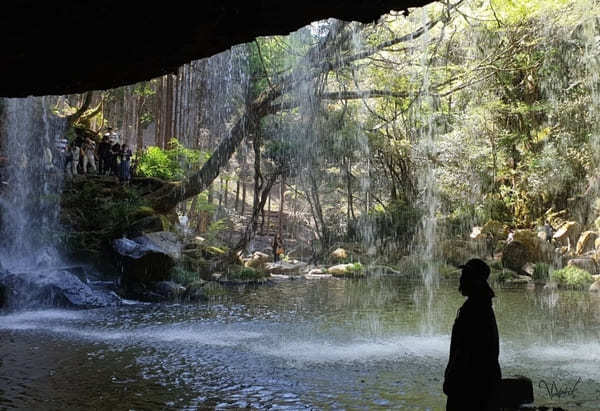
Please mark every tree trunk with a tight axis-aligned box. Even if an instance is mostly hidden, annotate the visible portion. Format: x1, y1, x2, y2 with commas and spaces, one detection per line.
233, 170, 280, 253
67, 91, 93, 126
234, 178, 240, 212
279, 175, 285, 236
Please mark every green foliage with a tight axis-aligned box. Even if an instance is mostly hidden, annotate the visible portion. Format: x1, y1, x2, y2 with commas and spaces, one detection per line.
532, 262, 551, 282
551, 266, 594, 289
136, 139, 209, 180
362, 199, 422, 250
170, 266, 202, 286
225, 266, 268, 281
60, 180, 146, 257
489, 269, 514, 284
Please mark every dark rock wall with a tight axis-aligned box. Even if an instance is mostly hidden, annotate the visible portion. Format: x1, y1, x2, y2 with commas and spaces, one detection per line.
1, 1, 432, 97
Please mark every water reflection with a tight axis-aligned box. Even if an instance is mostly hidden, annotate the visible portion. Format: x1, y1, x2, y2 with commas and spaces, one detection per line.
1, 278, 600, 409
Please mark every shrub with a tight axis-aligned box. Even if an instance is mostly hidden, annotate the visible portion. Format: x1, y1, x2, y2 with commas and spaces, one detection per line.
226, 266, 268, 281
550, 266, 594, 289
532, 262, 550, 282
170, 266, 202, 286
136, 139, 209, 180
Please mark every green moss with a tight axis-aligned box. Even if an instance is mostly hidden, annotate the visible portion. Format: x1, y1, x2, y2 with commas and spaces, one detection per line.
550, 266, 594, 289
489, 260, 503, 271
439, 264, 461, 279
225, 266, 268, 281
489, 269, 513, 283
60, 178, 147, 257
203, 282, 228, 297
170, 266, 203, 286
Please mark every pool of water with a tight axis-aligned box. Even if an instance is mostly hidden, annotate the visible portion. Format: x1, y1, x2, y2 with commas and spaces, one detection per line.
1, 276, 600, 409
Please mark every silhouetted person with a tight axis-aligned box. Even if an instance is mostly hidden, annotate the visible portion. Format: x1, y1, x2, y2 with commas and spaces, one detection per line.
98, 135, 111, 175
444, 258, 501, 411
543, 220, 554, 243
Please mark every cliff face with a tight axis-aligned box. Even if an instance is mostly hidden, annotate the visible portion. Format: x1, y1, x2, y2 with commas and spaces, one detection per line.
0, 1, 432, 97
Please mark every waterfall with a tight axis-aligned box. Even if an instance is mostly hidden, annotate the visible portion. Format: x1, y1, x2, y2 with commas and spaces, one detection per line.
0, 97, 66, 271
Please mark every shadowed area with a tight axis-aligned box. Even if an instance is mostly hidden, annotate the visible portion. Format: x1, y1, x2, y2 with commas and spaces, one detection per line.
0, 1, 432, 97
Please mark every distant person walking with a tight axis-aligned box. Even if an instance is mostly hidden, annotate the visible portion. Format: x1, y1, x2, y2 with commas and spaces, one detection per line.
82, 138, 97, 174
444, 258, 501, 411
98, 135, 111, 175
111, 140, 121, 176
543, 220, 554, 243
119, 143, 132, 183
272, 233, 283, 262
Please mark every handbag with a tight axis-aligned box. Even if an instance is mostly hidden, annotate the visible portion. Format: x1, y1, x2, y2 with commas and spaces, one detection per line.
276, 246, 284, 255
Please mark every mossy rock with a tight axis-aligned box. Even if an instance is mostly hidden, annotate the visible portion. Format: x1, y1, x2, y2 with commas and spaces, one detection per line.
129, 206, 157, 220
222, 265, 269, 283
128, 215, 166, 237
502, 240, 528, 273
183, 280, 208, 302
328, 263, 365, 277
512, 230, 543, 262
550, 266, 594, 290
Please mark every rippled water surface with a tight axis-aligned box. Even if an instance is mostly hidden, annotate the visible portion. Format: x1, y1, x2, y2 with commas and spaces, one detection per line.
2, 277, 600, 409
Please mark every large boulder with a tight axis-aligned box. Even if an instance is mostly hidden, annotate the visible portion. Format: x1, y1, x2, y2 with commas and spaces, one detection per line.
513, 229, 544, 262
481, 220, 506, 239
327, 263, 364, 277
244, 251, 270, 271
576, 231, 598, 255
113, 231, 181, 283
567, 257, 598, 275
183, 280, 208, 302
331, 248, 348, 260
154, 281, 186, 299
553, 221, 582, 248
502, 241, 529, 273
590, 280, 600, 293
265, 260, 307, 275
439, 240, 479, 266
0, 269, 119, 309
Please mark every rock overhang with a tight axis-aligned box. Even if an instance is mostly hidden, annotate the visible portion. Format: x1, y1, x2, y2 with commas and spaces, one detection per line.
0, 1, 433, 97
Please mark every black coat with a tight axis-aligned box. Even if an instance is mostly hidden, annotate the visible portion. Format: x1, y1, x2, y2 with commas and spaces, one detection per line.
444, 296, 501, 410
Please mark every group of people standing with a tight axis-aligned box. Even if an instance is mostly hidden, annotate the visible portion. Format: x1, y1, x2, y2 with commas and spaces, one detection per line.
63, 130, 133, 182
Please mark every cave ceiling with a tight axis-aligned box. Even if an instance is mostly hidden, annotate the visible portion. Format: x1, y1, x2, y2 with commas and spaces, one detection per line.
0, 1, 434, 97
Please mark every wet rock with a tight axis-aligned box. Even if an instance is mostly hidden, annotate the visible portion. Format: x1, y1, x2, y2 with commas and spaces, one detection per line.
553, 221, 582, 248
543, 281, 558, 290
576, 231, 598, 255
502, 240, 529, 273
265, 260, 307, 275
0, 269, 119, 309
244, 251, 270, 270
328, 263, 364, 277
113, 231, 181, 283
183, 280, 208, 302
331, 248, 348, 260
567, 257, 598, 275
439, 239, 478, 266
305, 273, 333, 279
127, 215, 166, 237
154, 281, 186, 299
470, 225, 483, 240
304, 267, 332, 279
504, 275, 532, 286
513, 229, 547, 262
